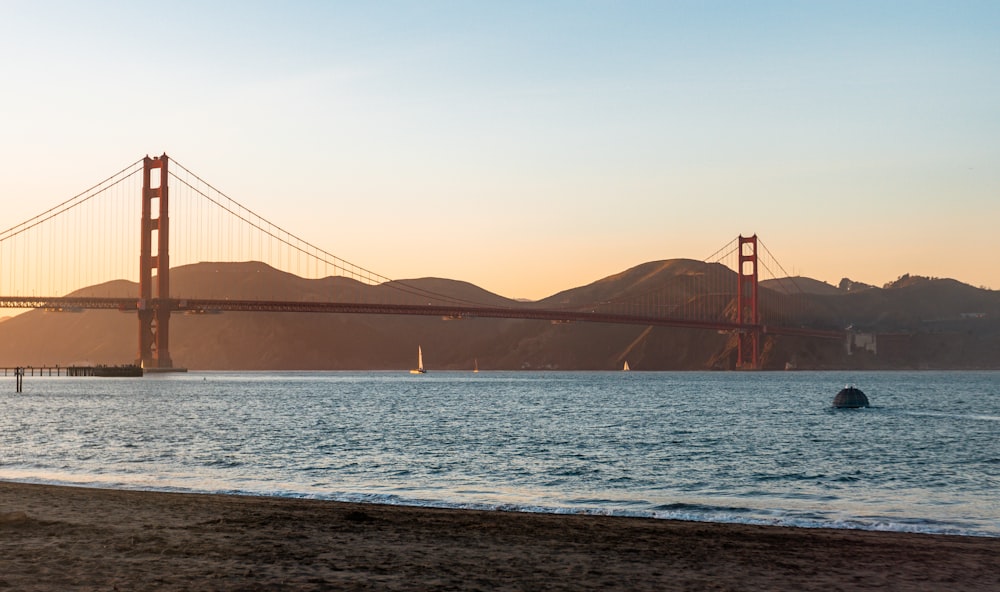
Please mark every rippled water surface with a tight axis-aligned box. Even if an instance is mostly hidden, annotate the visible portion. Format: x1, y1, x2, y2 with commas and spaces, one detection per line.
1, 371, 997, 536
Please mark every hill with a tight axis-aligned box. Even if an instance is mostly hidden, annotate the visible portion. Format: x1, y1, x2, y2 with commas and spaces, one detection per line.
760, 276, 841, 296
0, 263, 998, 370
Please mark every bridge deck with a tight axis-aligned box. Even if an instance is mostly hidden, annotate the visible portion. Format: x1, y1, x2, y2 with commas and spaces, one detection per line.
0, 296, 846, 340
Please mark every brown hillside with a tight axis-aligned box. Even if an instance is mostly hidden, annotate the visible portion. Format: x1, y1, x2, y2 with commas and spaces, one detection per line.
540, 259, 734, 308
1, 262, 998, 370
760, 276, 840, 296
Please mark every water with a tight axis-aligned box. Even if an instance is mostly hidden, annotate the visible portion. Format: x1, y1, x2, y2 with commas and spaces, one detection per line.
1, 371, 998, 537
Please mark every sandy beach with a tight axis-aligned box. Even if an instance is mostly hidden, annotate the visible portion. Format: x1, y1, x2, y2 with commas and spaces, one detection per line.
0, 481, 998, 591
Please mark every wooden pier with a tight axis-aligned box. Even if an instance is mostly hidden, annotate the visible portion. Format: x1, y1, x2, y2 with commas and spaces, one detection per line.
3, 365, 143, 377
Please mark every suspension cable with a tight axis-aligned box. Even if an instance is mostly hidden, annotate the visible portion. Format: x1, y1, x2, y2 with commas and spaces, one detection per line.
167, 161, 503, 307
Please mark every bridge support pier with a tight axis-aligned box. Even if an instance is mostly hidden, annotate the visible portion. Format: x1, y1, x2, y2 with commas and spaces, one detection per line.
137, 154, 173, 369
736, 234, 760, 370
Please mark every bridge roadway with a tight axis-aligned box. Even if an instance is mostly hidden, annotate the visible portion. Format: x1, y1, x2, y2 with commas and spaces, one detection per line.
0, 296, 845, 340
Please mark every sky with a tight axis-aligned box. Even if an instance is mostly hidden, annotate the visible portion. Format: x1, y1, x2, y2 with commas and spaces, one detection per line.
1, 1, 998, 300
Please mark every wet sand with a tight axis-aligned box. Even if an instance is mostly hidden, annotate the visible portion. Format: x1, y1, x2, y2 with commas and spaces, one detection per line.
1, 481, 998, 591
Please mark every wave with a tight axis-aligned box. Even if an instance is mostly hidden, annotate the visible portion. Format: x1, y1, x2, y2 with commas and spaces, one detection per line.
893, 410, 1000, 422
647, 501, 996, 538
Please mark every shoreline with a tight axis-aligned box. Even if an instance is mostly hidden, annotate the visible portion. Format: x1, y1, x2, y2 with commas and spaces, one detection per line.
6, 474, 995, 539
2, 481, 999, 590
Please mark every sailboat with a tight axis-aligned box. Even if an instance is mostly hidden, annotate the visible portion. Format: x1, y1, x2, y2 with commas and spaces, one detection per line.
473, 358, 479, 373
622, 360, 630, 371
410, 346, 426, 374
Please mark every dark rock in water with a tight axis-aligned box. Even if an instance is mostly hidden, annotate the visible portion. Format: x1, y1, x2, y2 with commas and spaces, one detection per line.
833, 386, 870, 408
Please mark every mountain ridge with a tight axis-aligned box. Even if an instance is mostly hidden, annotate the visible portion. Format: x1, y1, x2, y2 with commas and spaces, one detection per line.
0, 261, 997, 370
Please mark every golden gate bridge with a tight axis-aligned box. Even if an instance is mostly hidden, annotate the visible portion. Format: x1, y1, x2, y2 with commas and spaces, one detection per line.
0, 155, 843, 370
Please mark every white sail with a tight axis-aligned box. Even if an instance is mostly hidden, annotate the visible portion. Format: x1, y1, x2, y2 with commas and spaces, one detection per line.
623, 361, 630, 371
410, 346, 426, 374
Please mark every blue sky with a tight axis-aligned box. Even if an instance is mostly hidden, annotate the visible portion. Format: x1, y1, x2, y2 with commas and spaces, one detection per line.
1, 1, 998, 298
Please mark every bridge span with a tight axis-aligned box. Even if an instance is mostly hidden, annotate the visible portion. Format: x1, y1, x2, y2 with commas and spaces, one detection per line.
0, 154, 845, 370
0, 295, 846, 342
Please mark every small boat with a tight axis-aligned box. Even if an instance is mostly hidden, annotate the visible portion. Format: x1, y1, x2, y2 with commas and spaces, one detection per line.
410, 346, 426, 374
623, 361, 630, 371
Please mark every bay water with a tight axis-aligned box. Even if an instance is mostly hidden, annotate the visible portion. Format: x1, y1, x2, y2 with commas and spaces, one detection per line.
1, 370, 997, 537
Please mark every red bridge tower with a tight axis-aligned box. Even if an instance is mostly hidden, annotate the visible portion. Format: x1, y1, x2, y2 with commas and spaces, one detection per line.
137, 154, 173, 369
736, 234, 760, 369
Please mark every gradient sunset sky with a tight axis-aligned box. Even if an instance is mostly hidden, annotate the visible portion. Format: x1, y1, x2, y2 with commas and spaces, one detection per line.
2, 1, 998, 300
